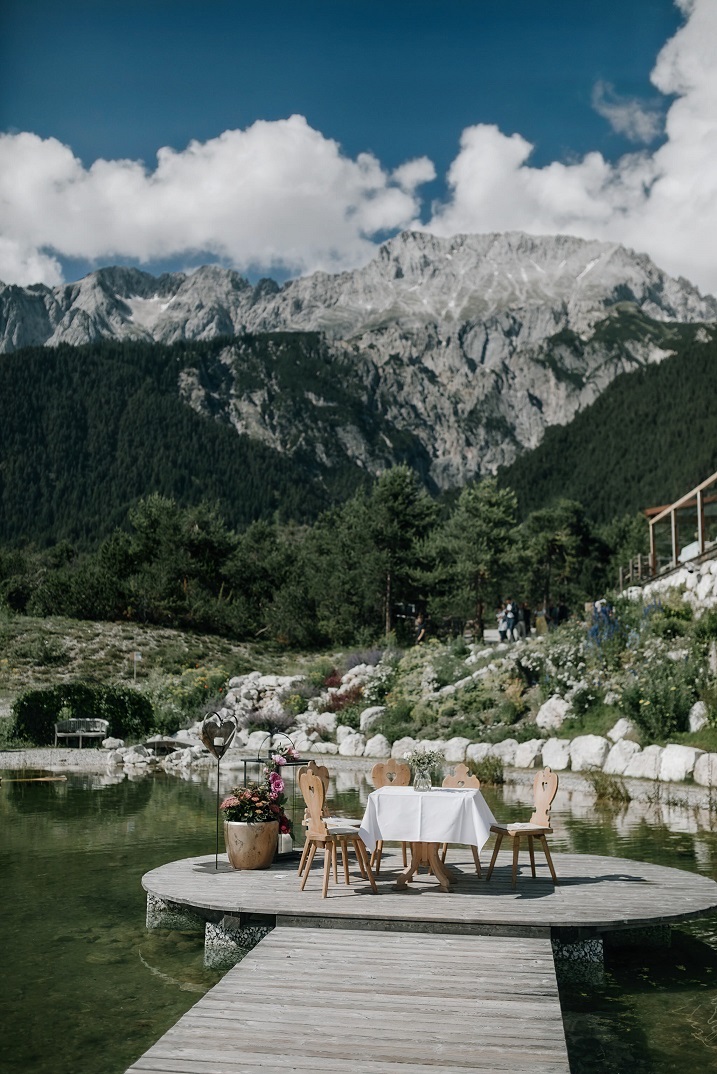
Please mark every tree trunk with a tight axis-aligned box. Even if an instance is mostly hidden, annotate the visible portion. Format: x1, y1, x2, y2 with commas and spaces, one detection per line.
384, 569, 392, 638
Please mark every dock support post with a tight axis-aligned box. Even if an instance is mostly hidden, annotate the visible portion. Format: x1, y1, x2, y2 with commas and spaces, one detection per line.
204, 916, 274, 969
551, 935, 604, 984
145, 892, 204, 932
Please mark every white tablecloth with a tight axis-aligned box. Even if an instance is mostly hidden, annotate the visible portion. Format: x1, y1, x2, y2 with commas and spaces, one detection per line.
358, 785, 497, 853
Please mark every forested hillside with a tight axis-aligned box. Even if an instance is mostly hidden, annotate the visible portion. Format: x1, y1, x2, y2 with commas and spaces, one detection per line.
0, 336, 383, 546
498, 328, 717, 521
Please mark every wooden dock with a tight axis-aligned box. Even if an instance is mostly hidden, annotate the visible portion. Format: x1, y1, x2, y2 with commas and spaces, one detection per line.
126, 926, 571, 1073
129, 848, 717, 1072
141, 847, 717, 933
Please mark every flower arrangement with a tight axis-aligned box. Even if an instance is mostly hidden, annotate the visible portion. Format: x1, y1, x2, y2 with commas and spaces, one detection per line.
220, 783, 293, 834
221, 745, 299, 836
402, 746, 445, 771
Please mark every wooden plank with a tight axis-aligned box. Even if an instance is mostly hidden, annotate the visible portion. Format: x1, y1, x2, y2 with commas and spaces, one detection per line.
126, 928, 570, 1074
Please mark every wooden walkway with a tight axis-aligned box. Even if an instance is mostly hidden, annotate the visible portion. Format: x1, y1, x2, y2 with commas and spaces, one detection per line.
126, 927, 571, 1073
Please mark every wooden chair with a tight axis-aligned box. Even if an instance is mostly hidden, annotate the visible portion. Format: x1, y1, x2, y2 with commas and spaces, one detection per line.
370, 759, 411, 873
485, 767, 559, 888
298, 767, 377, 898
440, 764, 482, 876
296, 761, 358, 878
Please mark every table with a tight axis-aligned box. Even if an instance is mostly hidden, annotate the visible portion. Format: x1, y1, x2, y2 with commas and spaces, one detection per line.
358, 785, 497, 892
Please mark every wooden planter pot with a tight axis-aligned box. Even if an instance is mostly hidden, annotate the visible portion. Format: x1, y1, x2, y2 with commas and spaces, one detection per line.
224, 820, 279, 869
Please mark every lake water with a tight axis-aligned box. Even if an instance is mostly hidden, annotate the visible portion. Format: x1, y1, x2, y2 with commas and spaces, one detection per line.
1, 765, 716, 1074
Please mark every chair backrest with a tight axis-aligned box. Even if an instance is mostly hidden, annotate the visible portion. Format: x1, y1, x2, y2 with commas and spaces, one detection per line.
371, 759, 411, 788
299, 760, 329, 792
298, 767, 329, 840
529, 767, 559, 827
442, 763, 480, 790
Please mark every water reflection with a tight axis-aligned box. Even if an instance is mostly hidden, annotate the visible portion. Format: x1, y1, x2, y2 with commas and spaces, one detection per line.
1, 765, 716, 1074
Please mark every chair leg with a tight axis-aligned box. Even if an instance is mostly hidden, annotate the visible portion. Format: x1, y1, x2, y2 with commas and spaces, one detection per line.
511, 834, 521, 888
340, 837, 350, 885
372, 840, 383, 875
485, 834, 503, 880
402, 841, 408, 867
441, 842, 448, 863
297, 838, 310, 876
539, 835, 559, 884
300, 841, 318, 890
332, 840, 338, 883
470, 845, 482, 877
353, 838, 378, 893
528, 835, 536, 877
322, 844, 332, 898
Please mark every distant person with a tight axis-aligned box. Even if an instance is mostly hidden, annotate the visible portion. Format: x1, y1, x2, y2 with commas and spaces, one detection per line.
505, 598, 516, 641
415, 612, 429, 644
522, 602, 532, 636
515, 602, 526, 639
497, 605, 508, 642
535, 605, 549, 635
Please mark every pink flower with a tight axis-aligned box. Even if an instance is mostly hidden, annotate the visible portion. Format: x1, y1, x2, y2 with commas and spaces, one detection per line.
269, 775, 285, 795
271, 754, 287, 766
220, 795, 240, 811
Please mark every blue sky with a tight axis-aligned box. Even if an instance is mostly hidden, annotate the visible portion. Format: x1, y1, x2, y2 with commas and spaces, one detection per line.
1, 1, 716, 294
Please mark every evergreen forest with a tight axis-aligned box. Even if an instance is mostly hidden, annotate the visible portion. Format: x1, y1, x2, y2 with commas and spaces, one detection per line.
2, 329, 715, 648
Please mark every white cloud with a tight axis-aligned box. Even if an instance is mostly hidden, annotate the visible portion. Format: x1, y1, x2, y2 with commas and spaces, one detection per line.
1, 1, 716, 298
591, 80, 663, 143
0, 116, 432, 286
424, 0, 717, 297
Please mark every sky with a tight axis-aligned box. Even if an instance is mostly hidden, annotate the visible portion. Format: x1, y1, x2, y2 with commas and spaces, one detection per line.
1, 0, 716, 295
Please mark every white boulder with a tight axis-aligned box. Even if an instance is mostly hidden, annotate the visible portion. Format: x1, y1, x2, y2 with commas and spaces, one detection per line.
658, 744, 705, 783
338, 733, 366, 757
313, 712, 338, 735
624, 744, 665, 780
603, 740, 642, 776
312, 741, 338, 755
359, 706, 385, 733
569, 735, 610, 772
363, 734, 391, 758
443, 737, 471, 763
102, 737, 124, 750
106, 749, 124, 767
288, 730, 313, 754
466, 743, 492, 764
514, 739, 545, 768
607, 718, 640, 744
536, 695, 571, 732
488, 739, 518, 765
335, 724, 355, 744
693, 753, 717, 788
542, 738, 571, 771
391, 736, 417, 759
689, 701, 709, 733
244, 730, 271, 753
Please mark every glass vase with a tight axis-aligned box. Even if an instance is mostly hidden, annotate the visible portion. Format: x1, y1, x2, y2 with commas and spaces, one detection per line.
413, 765, 432, 792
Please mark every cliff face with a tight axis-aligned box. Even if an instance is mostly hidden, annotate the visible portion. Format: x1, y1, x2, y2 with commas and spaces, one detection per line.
3, 230, 715, 487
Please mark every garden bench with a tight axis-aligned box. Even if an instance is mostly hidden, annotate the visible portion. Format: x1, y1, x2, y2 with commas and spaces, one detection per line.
54, 718, 109, 748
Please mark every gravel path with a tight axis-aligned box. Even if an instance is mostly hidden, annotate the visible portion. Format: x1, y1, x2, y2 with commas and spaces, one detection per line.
0, 747, 112, 772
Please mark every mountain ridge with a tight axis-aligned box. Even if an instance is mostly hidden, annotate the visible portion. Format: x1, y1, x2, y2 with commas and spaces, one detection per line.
3, 230, 716, 491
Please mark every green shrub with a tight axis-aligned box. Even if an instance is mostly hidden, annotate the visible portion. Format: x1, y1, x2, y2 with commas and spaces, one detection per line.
375, 699, 415, 744
695, 609, 717, 641
12, 682, 154, 745
620, 661, 699, 741
583, 769, 631, 803
466, 756, 505, 785
307, 657, 338, 689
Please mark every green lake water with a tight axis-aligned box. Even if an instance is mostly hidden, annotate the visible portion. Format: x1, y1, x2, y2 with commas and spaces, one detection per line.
1, 765, 716, 1074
